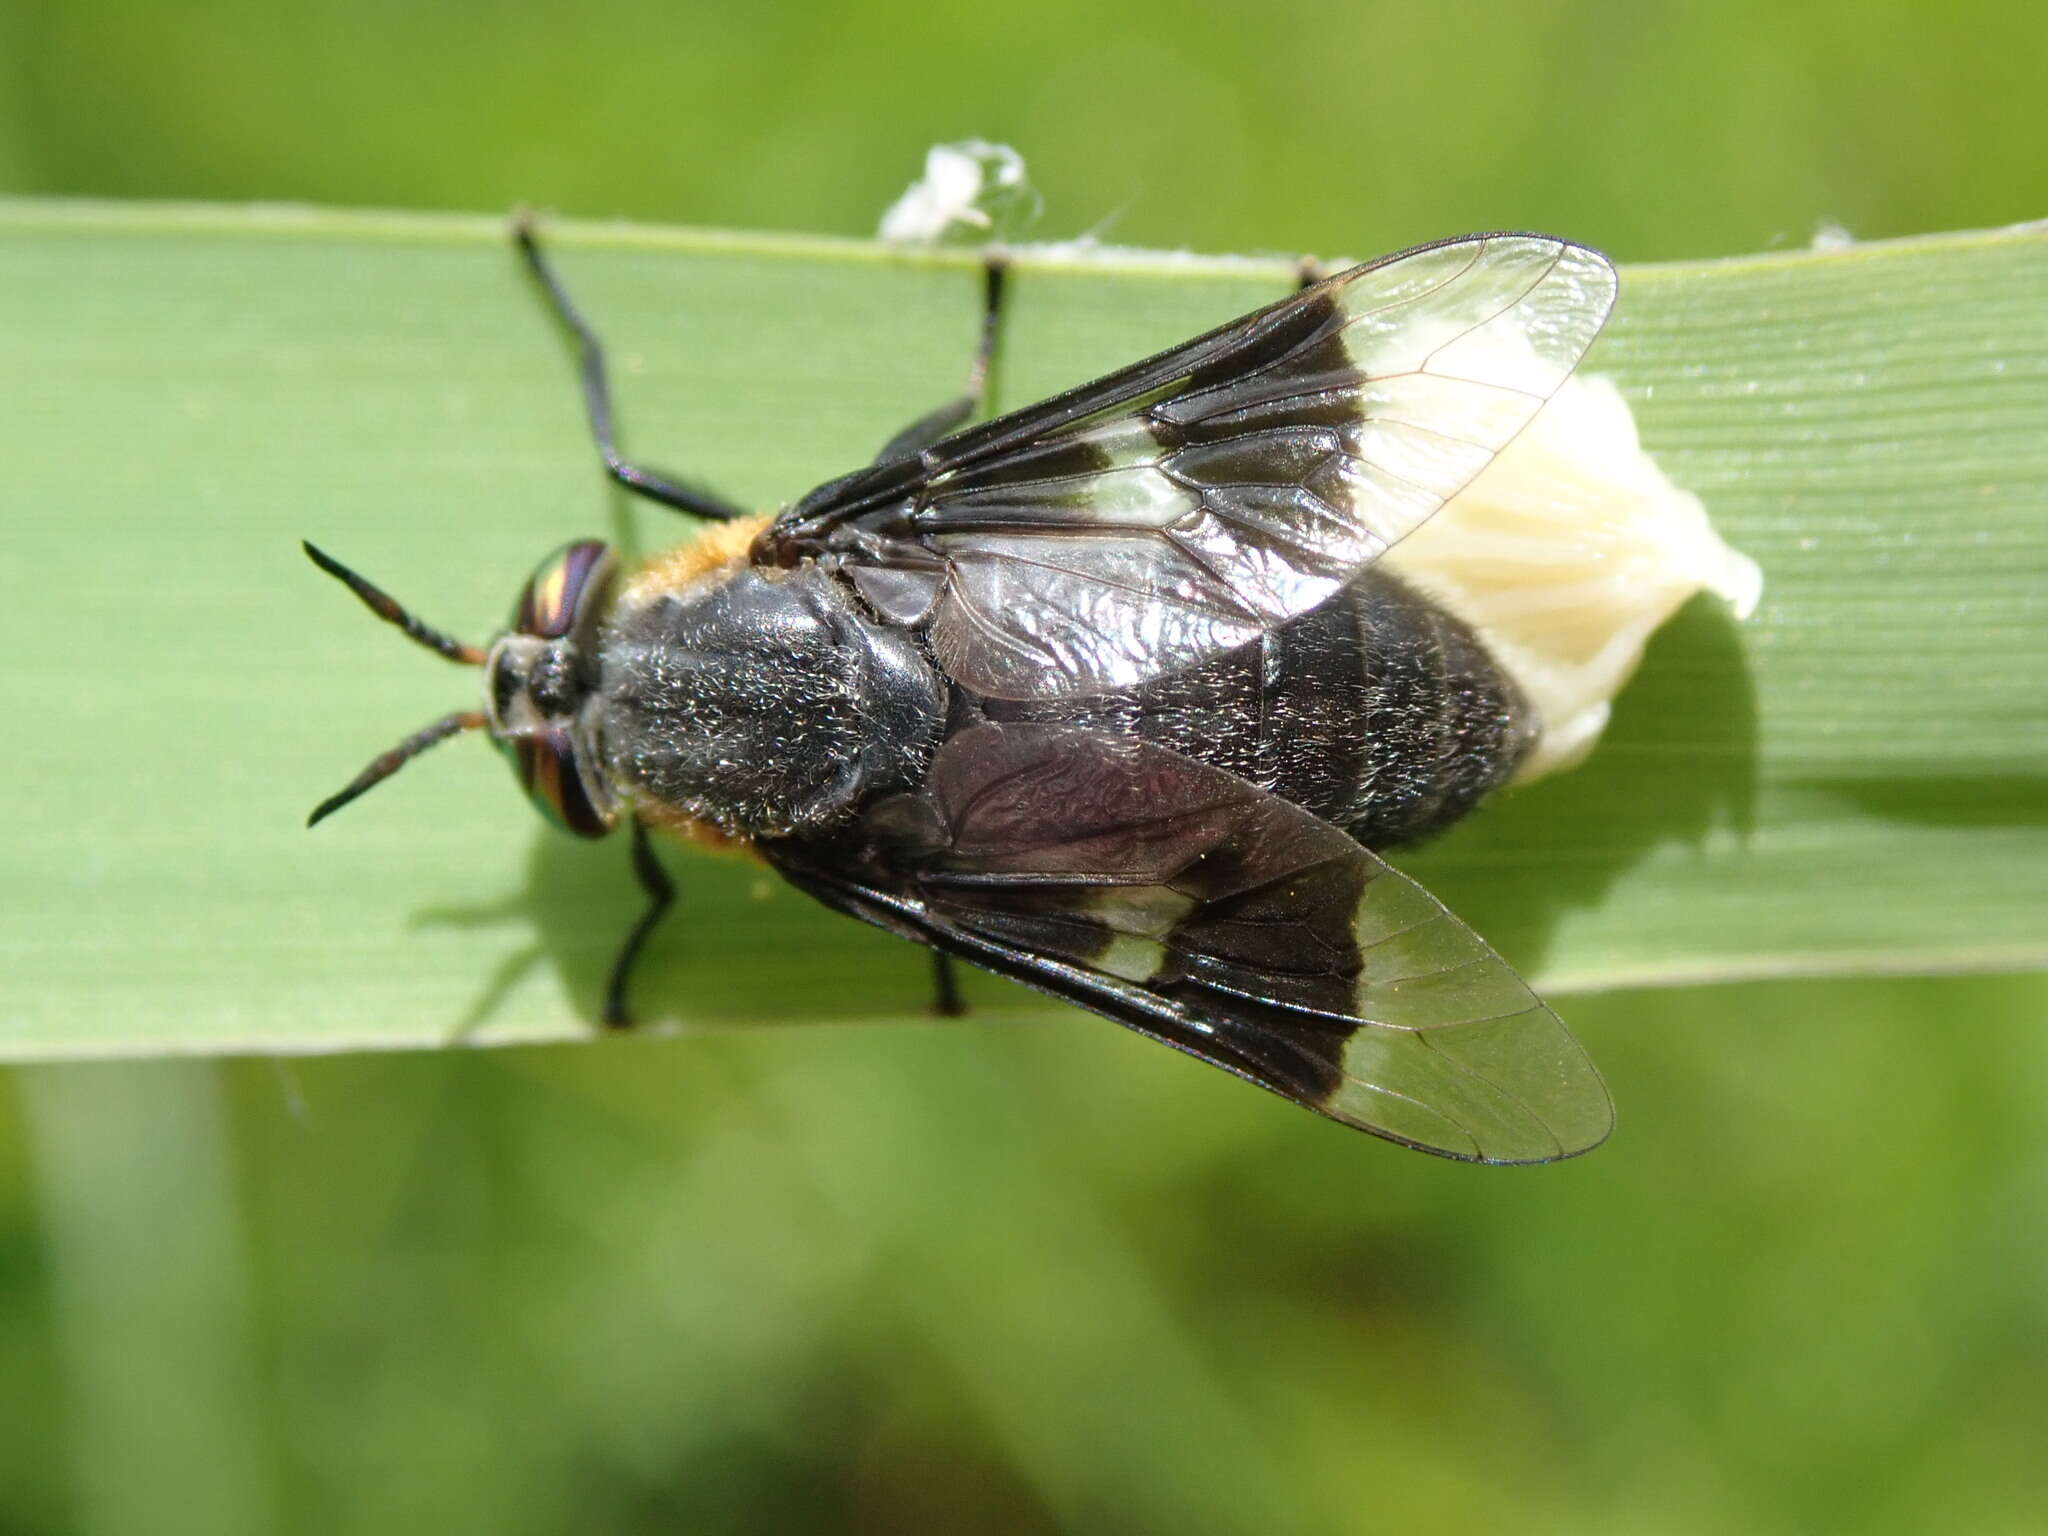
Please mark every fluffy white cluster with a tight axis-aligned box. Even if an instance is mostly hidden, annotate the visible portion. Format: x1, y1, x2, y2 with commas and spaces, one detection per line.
877, 140, 1035, 245
1387, 364, 1761, 781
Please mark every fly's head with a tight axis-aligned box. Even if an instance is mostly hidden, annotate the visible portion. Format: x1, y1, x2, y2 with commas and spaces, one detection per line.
302, 538, 621, 838
483, 540, 621, 837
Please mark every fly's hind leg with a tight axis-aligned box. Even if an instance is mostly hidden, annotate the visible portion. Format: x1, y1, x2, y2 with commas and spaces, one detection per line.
514, 211, 751, 522
604, 819, 675, 1029
873, 250, 1010, 464
928, 950, 966, 1018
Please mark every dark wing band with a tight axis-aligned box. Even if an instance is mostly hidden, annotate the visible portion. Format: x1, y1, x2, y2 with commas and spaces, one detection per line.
769, 725, 1612, 1162
762, 234, 1616, 700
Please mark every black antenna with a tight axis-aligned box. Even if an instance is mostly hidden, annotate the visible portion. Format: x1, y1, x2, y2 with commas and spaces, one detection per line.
303, 541, 488, 665
308, 711, 489, 827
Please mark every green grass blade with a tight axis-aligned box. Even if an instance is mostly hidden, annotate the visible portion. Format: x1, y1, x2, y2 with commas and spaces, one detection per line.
2, 200, 2043, 1058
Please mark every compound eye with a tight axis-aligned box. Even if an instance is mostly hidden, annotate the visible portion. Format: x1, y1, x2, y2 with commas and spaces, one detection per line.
506, 728, 613, 839
513, 540, 617, 638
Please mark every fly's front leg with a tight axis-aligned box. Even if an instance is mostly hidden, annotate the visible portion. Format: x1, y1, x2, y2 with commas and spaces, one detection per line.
873, 250, 1010, 464
604, 819, 675, 1028
514, 212, 751, 521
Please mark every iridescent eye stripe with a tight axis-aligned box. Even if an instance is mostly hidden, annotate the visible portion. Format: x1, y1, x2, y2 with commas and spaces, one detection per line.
514, 728, 608, 838
554, 751, 608, 838
512, 734, 543, 800
515, 539, 613, 638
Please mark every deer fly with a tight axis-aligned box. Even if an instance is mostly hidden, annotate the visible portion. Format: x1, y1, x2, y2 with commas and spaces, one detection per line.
306, 219, 1618, 1162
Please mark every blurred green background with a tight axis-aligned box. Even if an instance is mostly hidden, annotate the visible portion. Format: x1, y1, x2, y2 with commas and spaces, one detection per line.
5, 2, 2048, 1533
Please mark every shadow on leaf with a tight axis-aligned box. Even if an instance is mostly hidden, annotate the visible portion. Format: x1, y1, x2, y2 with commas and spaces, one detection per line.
1402, 591, 1760, 982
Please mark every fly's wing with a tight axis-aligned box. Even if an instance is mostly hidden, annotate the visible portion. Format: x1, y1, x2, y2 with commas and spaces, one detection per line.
763, 234, 1616, 700
769, 725, 1612, 1162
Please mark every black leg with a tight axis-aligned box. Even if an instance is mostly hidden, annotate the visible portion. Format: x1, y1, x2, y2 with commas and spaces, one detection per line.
928, 950, 966, 1018
604, 819, 675, 1028
514, 213, 751, 522
873, 250, 1010, 464
1295, 255, 1326, 292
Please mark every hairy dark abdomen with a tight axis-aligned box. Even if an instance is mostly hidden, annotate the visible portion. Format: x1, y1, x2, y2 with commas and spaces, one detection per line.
980, 569, 1533, 848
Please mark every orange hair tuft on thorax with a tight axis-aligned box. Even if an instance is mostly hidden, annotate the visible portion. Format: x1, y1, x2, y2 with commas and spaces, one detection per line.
620, 513, 775, 607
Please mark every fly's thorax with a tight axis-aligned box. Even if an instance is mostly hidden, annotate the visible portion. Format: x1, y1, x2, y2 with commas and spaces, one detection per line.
596, 562, 946, 839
